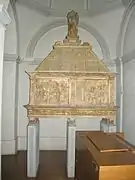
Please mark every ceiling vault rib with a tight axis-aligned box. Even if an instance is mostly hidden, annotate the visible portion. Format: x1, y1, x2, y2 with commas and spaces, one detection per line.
17, 0, 123, 17
86, 0, 89, 10
49, 0, 52, 9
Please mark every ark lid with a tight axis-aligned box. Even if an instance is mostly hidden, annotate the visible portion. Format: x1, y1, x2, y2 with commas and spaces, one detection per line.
86, 131, 129, 153
35, 10, 110, 73
35, 41, 110, 72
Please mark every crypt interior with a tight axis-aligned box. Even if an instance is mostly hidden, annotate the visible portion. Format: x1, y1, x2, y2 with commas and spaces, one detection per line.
1, 0, 135, 179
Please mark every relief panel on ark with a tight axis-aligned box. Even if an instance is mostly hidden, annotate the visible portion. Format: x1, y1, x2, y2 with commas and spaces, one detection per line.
72, 79, 110, 107
30, 77, 69, 106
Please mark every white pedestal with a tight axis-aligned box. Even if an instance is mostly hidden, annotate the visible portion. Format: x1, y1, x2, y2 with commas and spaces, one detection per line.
66, 118, 76, 178
100, 119, 116, 133
108, 124, 116, 132
27, 120, 40, 177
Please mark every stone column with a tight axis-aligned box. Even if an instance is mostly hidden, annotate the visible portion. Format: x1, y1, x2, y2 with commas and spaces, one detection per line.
115, 57, 124, 132
27, 118, 40, 177
0, 4, 11, 179
66, 117, 76, 178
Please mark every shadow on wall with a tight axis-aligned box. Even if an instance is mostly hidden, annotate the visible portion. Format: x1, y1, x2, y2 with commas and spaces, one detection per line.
122, 49, 135, 62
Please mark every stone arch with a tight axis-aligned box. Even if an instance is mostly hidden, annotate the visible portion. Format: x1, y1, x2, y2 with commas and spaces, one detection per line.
116, 0, 135, 58
115, 1, 135, 132
26, 20, 111, 62
7, 1, 20, 56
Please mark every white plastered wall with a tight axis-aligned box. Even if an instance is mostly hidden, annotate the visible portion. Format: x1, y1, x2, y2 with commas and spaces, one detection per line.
118, 1, 135, 145
3, 2, 125, 152
1, 3, 18, 155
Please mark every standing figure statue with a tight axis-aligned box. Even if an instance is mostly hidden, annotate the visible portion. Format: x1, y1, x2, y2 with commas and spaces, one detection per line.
67, 10, 79, 39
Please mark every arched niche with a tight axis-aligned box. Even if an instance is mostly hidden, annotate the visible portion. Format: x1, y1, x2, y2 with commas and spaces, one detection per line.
122, 1, 135, 146
116, 0, 135, 143
4, 3, 17, 55
117, 0, 135, 58
4, 2, 20, 57
123, 5, 135, 58
26, 20, 111, 65
34, 26, 103, 60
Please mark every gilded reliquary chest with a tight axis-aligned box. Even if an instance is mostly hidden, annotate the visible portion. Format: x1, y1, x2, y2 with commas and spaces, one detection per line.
24, 10, 117, 120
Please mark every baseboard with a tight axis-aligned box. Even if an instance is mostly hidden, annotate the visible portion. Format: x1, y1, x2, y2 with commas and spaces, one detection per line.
18, 136, 67, 150
1, 139, 17, 155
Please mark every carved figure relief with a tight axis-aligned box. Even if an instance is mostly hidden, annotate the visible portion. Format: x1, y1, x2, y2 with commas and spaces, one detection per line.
30, 77, 114, 107
109, 79, 115, 105
31, 78, 69, 105
74, 80, 109, 106
67, 10, 79, 39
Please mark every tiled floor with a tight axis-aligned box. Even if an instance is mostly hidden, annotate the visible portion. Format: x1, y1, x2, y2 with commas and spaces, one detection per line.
2, 151, 73, 180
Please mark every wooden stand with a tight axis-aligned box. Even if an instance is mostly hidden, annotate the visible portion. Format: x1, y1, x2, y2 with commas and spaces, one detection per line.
75, 131, 135, 180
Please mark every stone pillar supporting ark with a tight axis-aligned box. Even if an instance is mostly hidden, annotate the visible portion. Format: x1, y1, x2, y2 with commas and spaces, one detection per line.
66, 117, 76, 178
100, 118, 116, 133
27, 118, 40, 177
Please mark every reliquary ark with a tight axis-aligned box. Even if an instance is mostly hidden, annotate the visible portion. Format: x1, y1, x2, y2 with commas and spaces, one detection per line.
24, 10, 117, 121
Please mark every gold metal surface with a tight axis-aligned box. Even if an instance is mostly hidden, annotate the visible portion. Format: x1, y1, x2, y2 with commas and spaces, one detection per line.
24, 105, 116, 118
35, 42, 109, 72
24, 10, 117, 121
28, 73, 115, 106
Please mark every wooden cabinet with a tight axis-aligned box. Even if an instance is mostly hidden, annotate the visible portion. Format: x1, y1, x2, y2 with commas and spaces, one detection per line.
75, 131, 135, 180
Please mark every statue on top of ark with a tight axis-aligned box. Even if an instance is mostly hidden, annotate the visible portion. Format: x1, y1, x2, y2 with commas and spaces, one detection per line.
67, 10, 79, 39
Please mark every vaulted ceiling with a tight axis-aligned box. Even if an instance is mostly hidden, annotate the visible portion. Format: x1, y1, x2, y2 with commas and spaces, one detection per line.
17, 0, 126, 17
